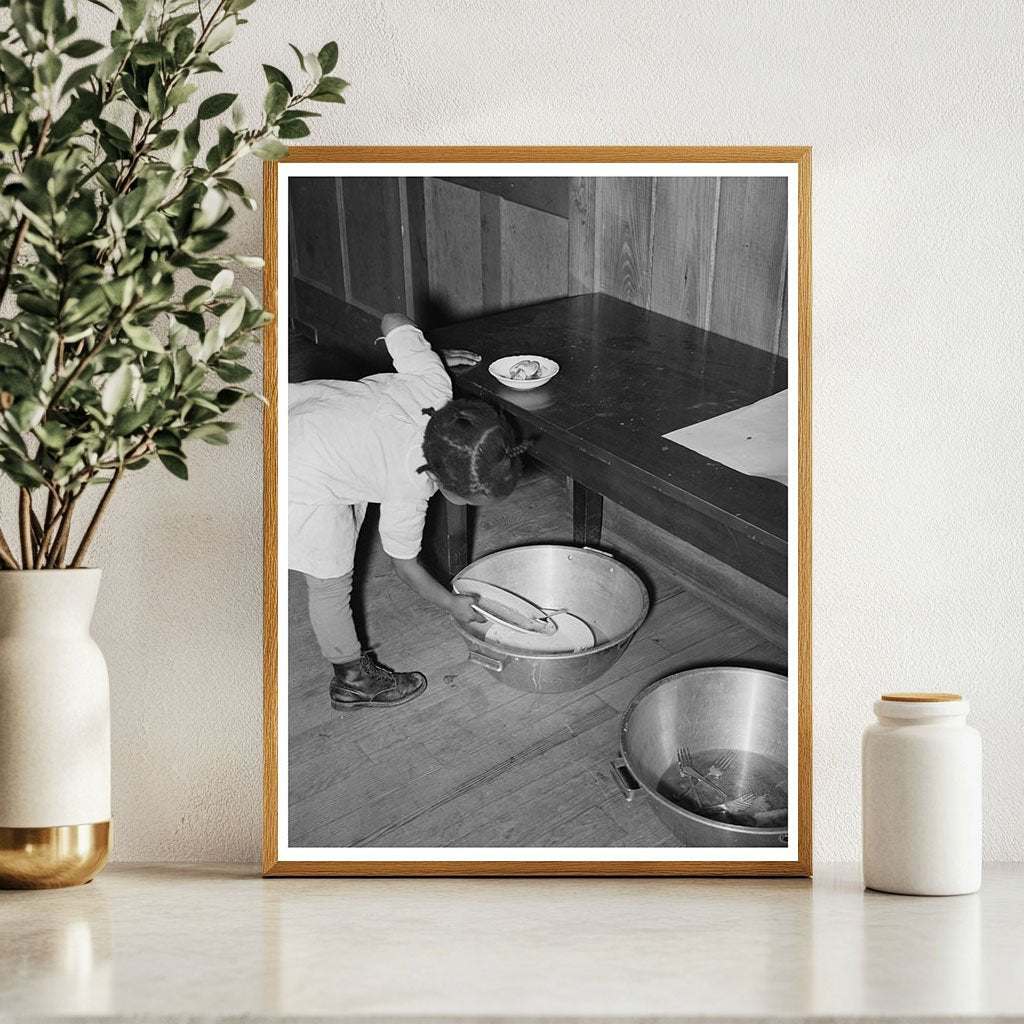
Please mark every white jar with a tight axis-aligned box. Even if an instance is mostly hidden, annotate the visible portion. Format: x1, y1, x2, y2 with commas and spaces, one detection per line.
862, 692, 981, 895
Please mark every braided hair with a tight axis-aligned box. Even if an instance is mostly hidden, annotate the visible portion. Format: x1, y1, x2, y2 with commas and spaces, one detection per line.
418, 399, 528, 500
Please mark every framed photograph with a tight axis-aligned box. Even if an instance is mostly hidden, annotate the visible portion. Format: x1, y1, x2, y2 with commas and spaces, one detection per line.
263, 147, 811, 876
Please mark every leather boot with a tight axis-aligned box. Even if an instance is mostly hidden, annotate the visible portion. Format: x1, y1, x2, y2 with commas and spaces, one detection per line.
330, 652, 427, 710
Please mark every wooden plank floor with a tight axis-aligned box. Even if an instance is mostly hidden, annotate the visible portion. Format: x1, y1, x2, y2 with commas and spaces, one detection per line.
287, 469, 787, 849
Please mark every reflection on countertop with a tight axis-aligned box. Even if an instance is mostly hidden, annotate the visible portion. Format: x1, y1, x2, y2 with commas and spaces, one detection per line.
1, 862, 1020, 1020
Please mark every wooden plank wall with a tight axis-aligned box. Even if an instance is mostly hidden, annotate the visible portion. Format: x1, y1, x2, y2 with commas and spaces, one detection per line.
287, 175, 788, 355
288, 176, 346, 300
568, 176, 789, 356
422, 178, 569, 323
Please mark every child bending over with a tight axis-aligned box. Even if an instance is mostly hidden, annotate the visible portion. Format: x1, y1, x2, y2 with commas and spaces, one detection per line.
288, 313, 526, 711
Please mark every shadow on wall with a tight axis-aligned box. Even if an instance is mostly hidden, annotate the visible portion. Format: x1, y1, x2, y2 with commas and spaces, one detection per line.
286, 174, 790, 377
287, 284, 540, 385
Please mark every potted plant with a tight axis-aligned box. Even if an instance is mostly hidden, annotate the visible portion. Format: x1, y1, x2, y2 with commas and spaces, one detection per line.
0, 0, 344, 887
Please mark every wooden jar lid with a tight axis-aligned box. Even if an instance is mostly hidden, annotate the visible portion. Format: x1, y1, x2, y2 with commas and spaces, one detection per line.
881, 692, 962, 702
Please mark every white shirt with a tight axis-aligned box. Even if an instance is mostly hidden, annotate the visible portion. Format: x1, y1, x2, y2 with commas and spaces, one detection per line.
288, 325, 452, 577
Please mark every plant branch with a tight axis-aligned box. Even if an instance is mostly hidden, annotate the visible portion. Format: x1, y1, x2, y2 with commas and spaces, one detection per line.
0, 526, 19, 570
44, 490, 80, 569
29, 506, 43, 544
18, 489, 34, 569
70, 465, 124, 568
46, 299, 140, 413
36, 486, 67, 566
0, 113, 53, 308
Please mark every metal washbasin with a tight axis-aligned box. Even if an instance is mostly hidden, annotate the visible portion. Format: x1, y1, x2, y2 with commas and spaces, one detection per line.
613, 667, 790, 847
453, 544, 649, 693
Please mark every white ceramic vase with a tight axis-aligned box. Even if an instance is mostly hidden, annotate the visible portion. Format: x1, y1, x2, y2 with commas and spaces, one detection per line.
0, 569, 111, 888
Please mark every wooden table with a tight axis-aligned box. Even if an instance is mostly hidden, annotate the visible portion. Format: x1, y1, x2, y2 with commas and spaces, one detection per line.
431, 294, 789, 593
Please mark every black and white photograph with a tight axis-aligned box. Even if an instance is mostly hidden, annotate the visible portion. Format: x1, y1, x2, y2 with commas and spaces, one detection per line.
266, 153, 810, 874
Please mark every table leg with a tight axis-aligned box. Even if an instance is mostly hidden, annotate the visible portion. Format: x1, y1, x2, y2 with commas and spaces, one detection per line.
439, 497, 469, 578
571, 479, 604, 547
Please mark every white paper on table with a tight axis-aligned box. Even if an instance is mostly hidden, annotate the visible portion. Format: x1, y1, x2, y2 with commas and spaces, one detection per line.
662, 390, 788, 485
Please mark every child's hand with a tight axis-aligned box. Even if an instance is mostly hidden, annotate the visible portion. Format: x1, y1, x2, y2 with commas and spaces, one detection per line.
448, 593, 486, 625
441, 349, 481, 371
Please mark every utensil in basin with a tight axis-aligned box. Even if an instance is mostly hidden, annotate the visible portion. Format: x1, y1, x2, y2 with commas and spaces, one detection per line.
611, 667, 789, 847
453, 545, 649, 693
483, 611, 595, 654
451, 578, 557, 635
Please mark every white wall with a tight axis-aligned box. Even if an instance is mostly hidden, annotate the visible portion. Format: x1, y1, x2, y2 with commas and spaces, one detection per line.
71, 0, 1024, 862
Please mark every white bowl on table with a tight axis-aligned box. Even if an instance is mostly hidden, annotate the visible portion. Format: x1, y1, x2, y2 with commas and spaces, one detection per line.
488, 355, 560, 391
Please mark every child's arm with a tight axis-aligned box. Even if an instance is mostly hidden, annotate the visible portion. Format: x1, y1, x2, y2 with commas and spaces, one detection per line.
380, 312, 480, 373
381, 312, 415, 335
390, 556, 483, 625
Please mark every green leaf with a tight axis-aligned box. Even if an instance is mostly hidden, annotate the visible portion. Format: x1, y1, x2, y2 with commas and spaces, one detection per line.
38, 51, 62, 86
251, 137, 287, 160
113, 188, 148, 228
216, 388, 248, 408
210, 268, 233, 294
121, 0, 152, 33
9, 399, 45, 432
214, 362, 251, 383
0, 455, 46, 487
299, 51, 321, 80
203, 16, 236, 53
176, 311, 206, 333
147, 75, 166, 118
173, 26, 196, 65
149, 128, 178, 149
60, 63, 98, 96
123, 322, 164, 353
17, 293, 58, 317
217, 296, 246, 339
189, 422, 230, 445
166, 82, 200, 107
96, 43, 127, 80
63, 38, 104, 58
0, 346, 30, 370
262, 64, 292, 94
277, 120, 310, 140
310, 89, 346, 104
158, 452, 188, 479
264, 81, 288, 117
198, 91, 237, 119
112, 405, 151, 435
168, 117, 201, 170
181, 365, 206, 391
101, 365, 133, 415
42, 0, 67, 33
34, 421, 70, 449
196, 187, 227, 228
10, 1, 45, 52
182, 284, 211, 309
317, 41, 339, 75
132, 42, 168, 66
318, 76, 349, 93
56, 12, 78, 41
0, 49, 33, 87
99, 118, 132, 148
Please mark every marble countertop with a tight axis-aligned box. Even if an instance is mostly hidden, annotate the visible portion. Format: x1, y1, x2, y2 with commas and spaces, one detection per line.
2, 862, 1022, 1022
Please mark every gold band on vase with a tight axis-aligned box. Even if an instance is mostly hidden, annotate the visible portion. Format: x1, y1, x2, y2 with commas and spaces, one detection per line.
0, 821, 111, 889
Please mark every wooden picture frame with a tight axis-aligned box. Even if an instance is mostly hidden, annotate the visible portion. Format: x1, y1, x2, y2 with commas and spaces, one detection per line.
263, 147, 812, 877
